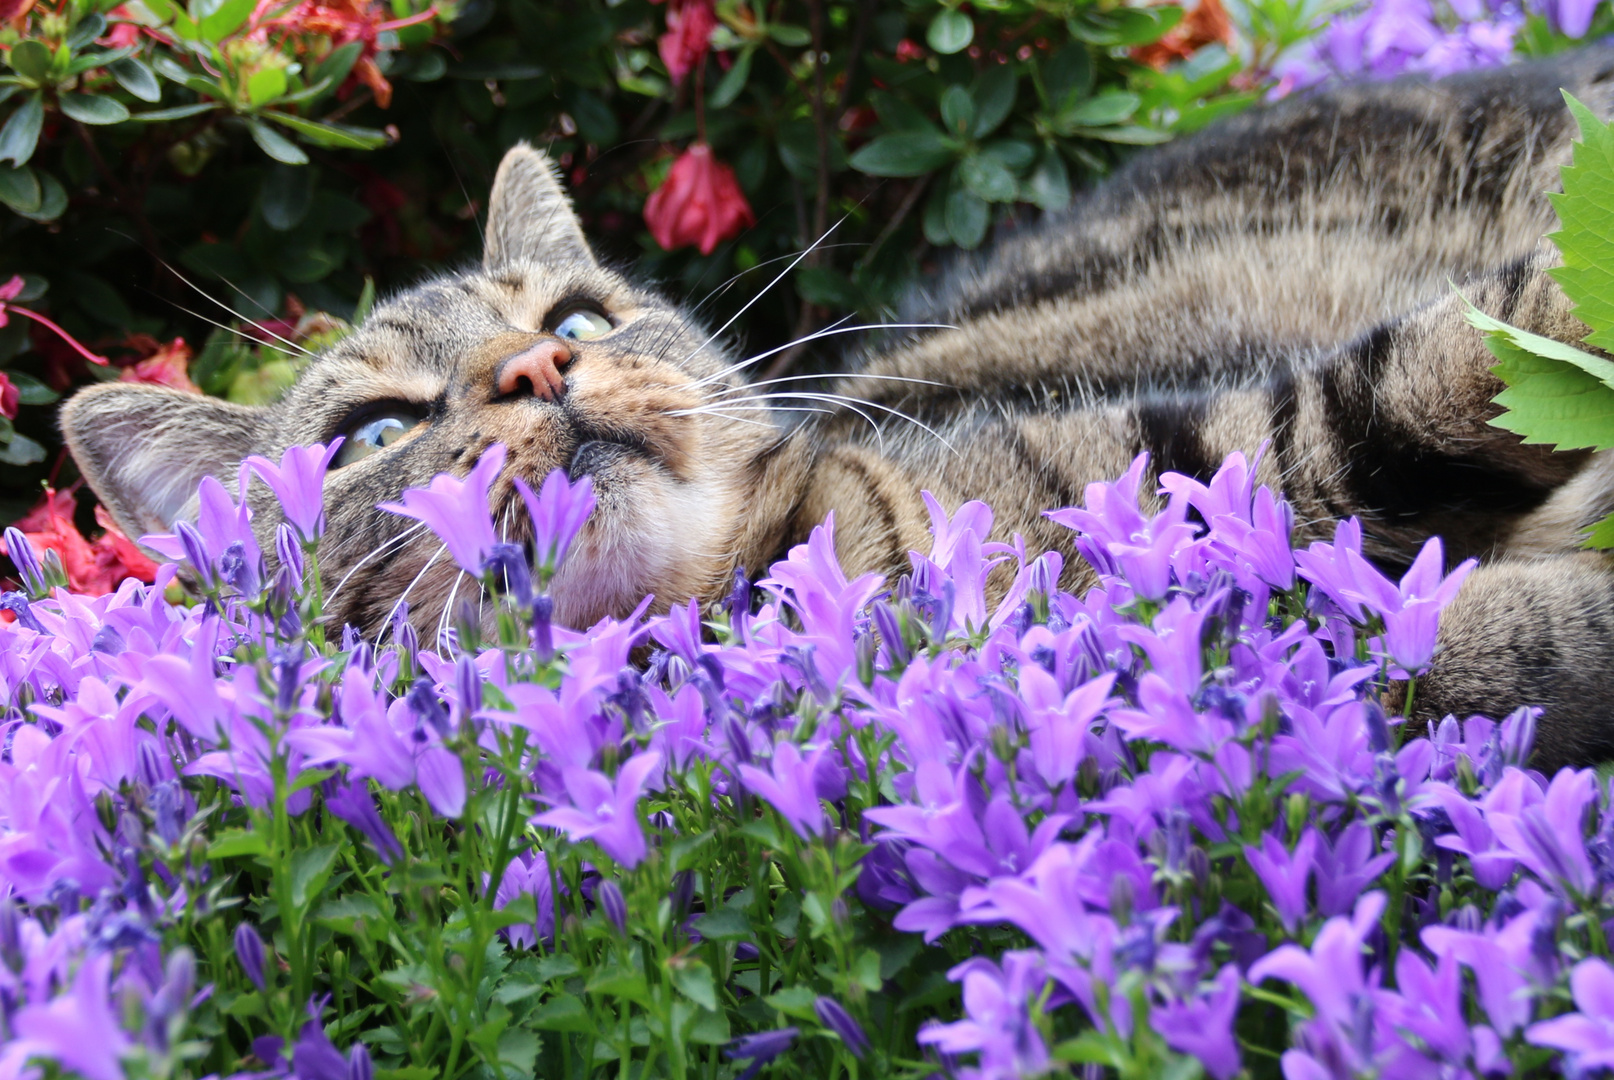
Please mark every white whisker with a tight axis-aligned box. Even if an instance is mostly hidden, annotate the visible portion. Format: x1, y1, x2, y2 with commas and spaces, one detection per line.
738, 390, 956, 452
376, 543, 446, 649
690, 322, 957, 390
326, 521, 430, 604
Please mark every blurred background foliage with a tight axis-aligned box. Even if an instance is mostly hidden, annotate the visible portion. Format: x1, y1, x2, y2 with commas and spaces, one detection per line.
0, 0, 1574, 563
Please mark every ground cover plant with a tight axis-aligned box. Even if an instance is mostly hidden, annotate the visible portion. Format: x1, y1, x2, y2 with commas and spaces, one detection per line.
6, 426, 1614, 1080
9, 1, 1614, 1079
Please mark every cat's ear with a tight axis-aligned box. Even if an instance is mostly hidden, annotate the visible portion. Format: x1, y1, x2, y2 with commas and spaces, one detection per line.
483, 143, 597, 268
59, 382, 265, 540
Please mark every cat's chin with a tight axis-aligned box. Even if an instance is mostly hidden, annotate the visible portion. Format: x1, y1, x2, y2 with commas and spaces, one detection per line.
544, 462, 733, 629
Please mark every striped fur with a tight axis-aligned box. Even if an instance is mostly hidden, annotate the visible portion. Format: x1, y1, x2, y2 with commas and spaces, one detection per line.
61, 49, 1614, 769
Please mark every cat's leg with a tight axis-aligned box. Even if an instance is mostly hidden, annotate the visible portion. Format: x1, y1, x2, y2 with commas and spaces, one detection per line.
1416, 552, 1614, 773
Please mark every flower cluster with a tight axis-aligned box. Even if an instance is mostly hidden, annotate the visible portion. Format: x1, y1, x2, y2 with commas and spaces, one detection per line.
1, 442, 1612, 1079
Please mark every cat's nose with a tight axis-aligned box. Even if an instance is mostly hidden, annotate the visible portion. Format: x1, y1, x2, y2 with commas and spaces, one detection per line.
495, 340, 572, 401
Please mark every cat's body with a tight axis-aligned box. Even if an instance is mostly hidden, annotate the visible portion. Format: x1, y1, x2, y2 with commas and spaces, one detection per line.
61, 49, 1614, 770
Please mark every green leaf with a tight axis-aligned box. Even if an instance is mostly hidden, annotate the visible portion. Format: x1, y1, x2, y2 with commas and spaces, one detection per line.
7, 371, 57, 404
1469, 303, 1614, 451
59, 93, 130, 125
796, 266, 861, 310
1062, 90, 1139, 128
945, 186, 988, 248
108, 57, 161, 102
131, 103, 218, 122
263, 111, 387, 150
12, 169, 65, 221
200, 0, 255, 41
1025, 145, 1070, 211
207, 828, 267, 860
939, 84, 974, 136
310, 40, 362, 91
0, 164, 41, 214
1069, 123, 1172, 145
247, 117, 308, 165
668, 961, 718, 1011
959, 152, 1017, 203
710, 46, 752, 109
260, 164, 313, 230
0, 95, 43, 166
764, 986, 818, 1021
927, 9, 973, 54
1043, 42, 1094, 110
65, 14, 107, 49
246, 66, 287, 107
691, 907, 752, 941
1547, 94, 1614, 353
528, 997, 592, 1033
849, 131, 955, 177
496, 1029, 539, 1076
1584, 511, 1614, 549
0, 432, 44, 465
767, 23, 811, 47
289, 844, 340, 909
972, 64, 1016, 138
7, 41, 51, 84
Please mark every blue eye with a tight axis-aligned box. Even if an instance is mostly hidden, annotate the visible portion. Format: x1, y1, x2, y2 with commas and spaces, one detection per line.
333, 406, 426, 467
553, 308, 612, 341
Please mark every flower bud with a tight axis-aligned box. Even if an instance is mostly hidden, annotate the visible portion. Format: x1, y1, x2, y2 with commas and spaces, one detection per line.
598, 880, 628, 935
348, 1043, 373, 1080
812, 996, 869, 1060
531, 595, 554, 662
38, 547, 68, 591
455, 654, 482, 734
235, 922, 267, 991
176, 521, 215, 589
275, 523, 305, 588
4, 526, 47, 598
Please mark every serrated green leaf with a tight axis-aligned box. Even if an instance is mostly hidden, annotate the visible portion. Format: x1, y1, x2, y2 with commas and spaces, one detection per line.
1583, 510, 1614, 549
529, 996, 592, 1033
668, 960, 717, 1011
59, 93, 130, 125
206, 828, 267, 860
109, 57, 161, 101
289, 844, 339, 908
1548, 94, 1614, 352
1469, 303, 1614, 451
0, 95, 43, 167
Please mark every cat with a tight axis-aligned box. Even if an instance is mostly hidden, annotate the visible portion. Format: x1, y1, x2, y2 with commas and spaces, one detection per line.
59, 48, 1614, 771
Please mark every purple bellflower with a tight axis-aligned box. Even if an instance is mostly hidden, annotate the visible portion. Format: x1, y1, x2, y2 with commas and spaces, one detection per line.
246, 440, 344, 545
378, 443, 507, 576
532, 751, 662, 868
514, 467, 596, 582
1527, 957, 1614, 1067
737, 741, 829, 839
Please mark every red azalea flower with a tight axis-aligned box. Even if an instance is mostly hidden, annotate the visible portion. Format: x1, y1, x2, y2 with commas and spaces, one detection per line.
1131, 0, 1235, 69
0, 371, 17, 420
895, 38, 924, 62
644, 143, 757, 255
3, 487, 157, 596
119, 336, 200, 393
659, 0, 716, 84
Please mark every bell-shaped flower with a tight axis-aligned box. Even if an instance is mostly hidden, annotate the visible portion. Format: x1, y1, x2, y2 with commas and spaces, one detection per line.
379, 443, 506, 576
1527, 956, 1614, 1067
532, 751, 662, 868
738, 742, 829, 840
246, 440, 343, 545
514, 467, 595, 582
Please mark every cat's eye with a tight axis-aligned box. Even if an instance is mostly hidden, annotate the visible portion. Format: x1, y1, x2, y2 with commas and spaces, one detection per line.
552, 307, 613, 341
333, 405, 427, 467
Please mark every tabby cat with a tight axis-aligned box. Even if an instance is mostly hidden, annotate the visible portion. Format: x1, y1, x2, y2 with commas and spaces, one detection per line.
59, 49, 1614, 770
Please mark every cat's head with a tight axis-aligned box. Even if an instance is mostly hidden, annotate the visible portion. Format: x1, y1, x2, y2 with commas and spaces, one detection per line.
61, 144, 794, 634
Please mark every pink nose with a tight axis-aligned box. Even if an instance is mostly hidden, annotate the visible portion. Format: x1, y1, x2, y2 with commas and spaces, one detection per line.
496, 340, 572, 401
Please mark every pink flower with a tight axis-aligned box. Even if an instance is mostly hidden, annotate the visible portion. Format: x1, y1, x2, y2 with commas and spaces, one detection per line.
658, 0, 716, 83
644, 143, 756, 255
0, 370, 17, 420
